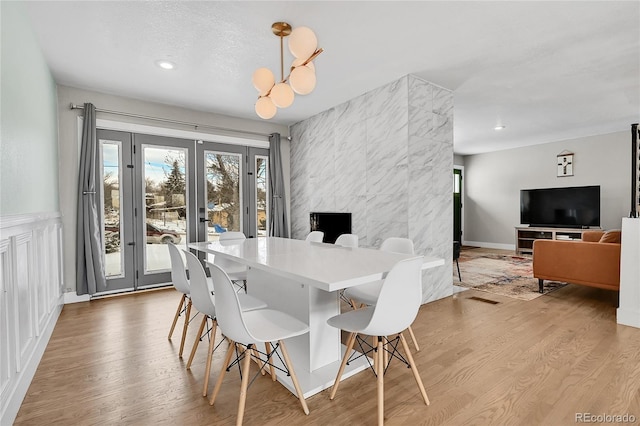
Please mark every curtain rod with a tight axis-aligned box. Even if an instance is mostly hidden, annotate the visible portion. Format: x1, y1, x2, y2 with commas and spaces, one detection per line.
69, 103, 272, 138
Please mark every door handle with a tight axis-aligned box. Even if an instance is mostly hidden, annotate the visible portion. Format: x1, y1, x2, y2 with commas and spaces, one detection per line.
127, 242, 135, 246
199, 218, 210, 223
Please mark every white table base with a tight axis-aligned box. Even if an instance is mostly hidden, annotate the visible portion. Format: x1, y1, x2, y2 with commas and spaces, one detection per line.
246, 268, 370, 398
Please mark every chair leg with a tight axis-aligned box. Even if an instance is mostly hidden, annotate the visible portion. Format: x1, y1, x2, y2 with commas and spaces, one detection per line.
376, 336, 384, 426
279, 340, 309, 415
399, 333, 430, 405
407, 325, 420, 352
456, 258, 461, 281
237, 344, 253, 426
538, 278, 544, 294
186, 315, 207, 369
329, 332, 357, 400
168, 293, 185, 339
252, 347, 266, 375
210, 340, 235, 406
265, 342, 276, 381
203, 319, 218, 396
179, 298, 192, 358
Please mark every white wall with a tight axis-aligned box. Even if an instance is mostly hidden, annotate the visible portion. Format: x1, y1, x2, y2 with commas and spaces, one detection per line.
464, 131, 631, 247
290, 75, 454, 303
56, 85, 290, 293
0, 1, 59, 216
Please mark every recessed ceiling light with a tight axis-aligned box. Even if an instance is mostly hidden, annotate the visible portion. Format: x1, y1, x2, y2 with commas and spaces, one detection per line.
156, 60, 176, 70
494, 125, 506, 130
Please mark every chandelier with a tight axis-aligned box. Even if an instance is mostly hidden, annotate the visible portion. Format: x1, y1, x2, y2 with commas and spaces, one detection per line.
252, 22, 323, 119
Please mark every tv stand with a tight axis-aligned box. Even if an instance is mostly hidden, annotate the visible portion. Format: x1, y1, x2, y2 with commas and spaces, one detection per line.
515, 226, 595, 255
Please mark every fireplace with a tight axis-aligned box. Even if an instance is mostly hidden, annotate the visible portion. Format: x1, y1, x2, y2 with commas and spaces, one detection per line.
309, 212, 352, 244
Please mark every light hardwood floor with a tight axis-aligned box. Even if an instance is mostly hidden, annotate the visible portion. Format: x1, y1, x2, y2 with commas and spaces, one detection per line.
15, 278, 640, 425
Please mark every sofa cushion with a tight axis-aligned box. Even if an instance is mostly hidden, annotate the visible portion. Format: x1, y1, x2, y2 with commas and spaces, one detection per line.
599, 230, 621, 244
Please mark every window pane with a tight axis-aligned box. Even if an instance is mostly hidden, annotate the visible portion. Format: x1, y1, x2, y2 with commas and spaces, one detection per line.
143, 146, 188, 272
256, 156, 269, 237
102, 141, 123, 278
205, 151, 242, 241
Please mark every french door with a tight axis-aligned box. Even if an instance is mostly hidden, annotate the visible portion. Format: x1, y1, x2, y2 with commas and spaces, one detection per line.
196, 140, 269, 242
97, 129, 268, 294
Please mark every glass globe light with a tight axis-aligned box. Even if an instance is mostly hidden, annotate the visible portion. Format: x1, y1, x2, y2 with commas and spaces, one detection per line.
270, 82, 295, 108
255, 96, 276, 119
292, 57, 315, 72
289, 65, 316, 95
288, 26, 317, 59
252, 68, 275, 93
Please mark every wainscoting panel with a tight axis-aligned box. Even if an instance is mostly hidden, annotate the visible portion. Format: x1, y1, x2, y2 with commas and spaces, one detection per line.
0, 212, 64, 425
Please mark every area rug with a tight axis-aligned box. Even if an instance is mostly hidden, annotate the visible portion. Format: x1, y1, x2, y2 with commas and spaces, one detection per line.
453, 250, 566, 301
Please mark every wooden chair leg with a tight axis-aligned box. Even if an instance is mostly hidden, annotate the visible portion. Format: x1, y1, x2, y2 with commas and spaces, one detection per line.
399, 333, 430, 405
254, 346, 267, 376
237, 345, 253, 426
407, 325, 420, 352
279, 340, 309, 415
202, 319, 218, 396
383, 337, 389, 368
179, 298, 192, 358
210, 340, 235, 406
329, 332, 357, 400
266, 342, 276, 381
168, 294, 185, 339
186, 315, 207, 369
377, 336, 384, 426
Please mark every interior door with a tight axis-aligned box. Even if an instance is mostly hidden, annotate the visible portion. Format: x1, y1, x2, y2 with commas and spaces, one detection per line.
453, 167, 463, 242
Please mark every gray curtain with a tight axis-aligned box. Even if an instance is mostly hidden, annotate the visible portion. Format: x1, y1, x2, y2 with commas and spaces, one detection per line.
269, 133, 289, 238
76, 103, 106, 295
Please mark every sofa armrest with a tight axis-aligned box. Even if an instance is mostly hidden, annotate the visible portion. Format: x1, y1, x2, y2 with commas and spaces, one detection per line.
533, 239, 621, 289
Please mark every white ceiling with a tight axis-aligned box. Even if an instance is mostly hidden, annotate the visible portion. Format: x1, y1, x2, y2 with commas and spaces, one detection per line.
25, 1, 639, 155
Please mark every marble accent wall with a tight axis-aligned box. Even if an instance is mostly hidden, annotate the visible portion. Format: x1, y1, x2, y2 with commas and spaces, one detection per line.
290, 75, 453, 303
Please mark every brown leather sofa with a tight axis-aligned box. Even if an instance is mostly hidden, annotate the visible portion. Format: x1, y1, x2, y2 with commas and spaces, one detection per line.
533, 230, 621, 293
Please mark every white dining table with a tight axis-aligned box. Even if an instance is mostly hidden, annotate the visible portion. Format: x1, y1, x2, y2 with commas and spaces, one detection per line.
188, 237, 444, 398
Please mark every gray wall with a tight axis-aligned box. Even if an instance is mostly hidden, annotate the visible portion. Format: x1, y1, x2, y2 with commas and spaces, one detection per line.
454, 154, 466, 167
0, 1, 59, 216
464, 131, 631, 247
290, 75, 454, 303
57, 85, 290, 293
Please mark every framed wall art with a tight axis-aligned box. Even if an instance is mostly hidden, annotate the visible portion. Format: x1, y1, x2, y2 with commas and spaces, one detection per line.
557, 151, 574, 177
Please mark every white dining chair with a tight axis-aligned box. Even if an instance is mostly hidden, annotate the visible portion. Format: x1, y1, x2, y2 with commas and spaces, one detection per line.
343, 237, 421, 351
167, 243, 194, 358
305, 231, 324, 243
334, 233, 359, 248
207, 262, 310, 425
182, 250, 267, 397
216, 231, 249, 292
327, 257, 429, 425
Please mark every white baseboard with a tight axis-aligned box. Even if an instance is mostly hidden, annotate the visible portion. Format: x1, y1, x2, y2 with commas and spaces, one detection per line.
463, 240, 516, 251
1, 300, 62, 425
617, 308, 640, 329
63, 291, 91, 304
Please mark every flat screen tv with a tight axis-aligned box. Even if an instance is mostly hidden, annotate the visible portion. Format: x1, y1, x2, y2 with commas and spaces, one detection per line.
520, 185, 600, 228
309, 212, 352, 244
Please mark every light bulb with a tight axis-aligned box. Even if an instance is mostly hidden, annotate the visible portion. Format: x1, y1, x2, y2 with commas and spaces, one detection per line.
255, 96, 276, 119
270, 83, 295, 108
252, 68, 275, 93
289, 65, 316, 95
288, 26, 318, 59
